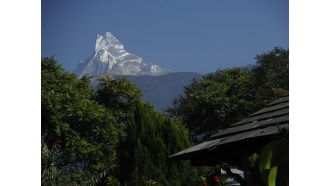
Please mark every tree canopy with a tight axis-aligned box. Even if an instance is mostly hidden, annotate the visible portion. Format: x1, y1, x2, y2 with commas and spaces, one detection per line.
166, 47, 289, 142
95, 76, 200, 185
41, 57, 201, 185
42, 57, 124, 184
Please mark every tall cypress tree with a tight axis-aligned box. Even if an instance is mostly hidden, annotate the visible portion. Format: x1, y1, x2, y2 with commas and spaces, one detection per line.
95, 77, 200, 185
118, 101, 199, 186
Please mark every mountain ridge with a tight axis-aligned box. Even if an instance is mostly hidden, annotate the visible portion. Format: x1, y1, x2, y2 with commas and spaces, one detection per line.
88, 72, 202, 112
126, 72, 202, 111
74, 32, 170, 77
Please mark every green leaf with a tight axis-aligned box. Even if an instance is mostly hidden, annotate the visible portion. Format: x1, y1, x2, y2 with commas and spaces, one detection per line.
258, 139, 288, 186
268, 166, 277, 186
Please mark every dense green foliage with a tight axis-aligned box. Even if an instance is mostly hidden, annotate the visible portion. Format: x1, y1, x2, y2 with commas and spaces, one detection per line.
254, 47, 289, 91
252, 47, 289, 107
118, 103, 199, 185
167, 68, 257, 142
95, 76, 200, 185
41, 57, 200, 185
258, 138, 289, 186
42, 57, 124, 185
166, 47, 289, 142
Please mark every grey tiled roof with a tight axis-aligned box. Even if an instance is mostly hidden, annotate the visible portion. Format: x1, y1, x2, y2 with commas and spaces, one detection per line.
169, 95, 289, 160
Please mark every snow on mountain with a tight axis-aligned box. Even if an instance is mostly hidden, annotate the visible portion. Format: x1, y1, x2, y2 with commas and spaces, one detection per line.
74, 32, 171, 77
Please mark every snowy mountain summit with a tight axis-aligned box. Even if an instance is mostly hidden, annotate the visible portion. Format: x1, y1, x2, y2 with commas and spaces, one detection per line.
74, 32, 170, 77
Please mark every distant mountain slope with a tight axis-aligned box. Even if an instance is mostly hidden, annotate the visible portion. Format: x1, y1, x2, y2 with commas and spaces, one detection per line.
90, 72, 202, 112
126, 72, 202, 112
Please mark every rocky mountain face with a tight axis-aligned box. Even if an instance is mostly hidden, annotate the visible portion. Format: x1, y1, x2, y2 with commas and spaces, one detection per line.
74, 32, 170, 77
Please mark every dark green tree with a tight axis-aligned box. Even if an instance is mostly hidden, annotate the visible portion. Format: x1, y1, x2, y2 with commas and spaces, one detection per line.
252, 47, 289, 106
42, 57, 123, 185
124, 102, 200, 186
95, 77, 201, 185
254, 47, 289, 90
167, 68, 257, 142
95, 76, 142, 123
166, 48, 289, 142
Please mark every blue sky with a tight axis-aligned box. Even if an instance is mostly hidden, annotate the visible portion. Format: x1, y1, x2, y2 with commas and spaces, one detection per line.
42, 0, 288, 74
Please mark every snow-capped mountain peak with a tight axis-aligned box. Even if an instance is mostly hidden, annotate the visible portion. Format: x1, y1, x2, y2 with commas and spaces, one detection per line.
74, 32, 170, 77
